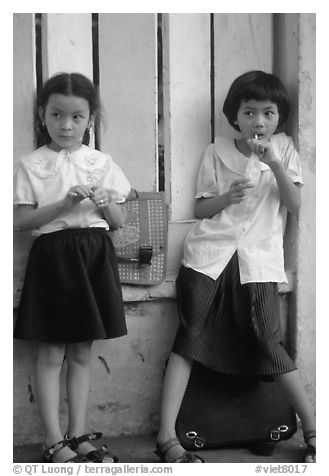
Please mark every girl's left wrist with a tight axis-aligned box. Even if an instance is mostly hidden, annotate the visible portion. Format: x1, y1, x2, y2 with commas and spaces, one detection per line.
267, 156, 281, 171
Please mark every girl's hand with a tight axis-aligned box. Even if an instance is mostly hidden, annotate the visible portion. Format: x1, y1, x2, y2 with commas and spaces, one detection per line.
226, 179, 254, 205
247, 138, 279, 167
89, 186, 111, 208
63, 185, 91, 208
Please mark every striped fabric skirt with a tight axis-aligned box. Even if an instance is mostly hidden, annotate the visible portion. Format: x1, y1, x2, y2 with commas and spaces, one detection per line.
172, 253, 296, 376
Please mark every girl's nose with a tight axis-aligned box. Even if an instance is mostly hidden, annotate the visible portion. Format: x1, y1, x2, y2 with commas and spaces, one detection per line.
61, 119, 73, 130
254, 115, 265, 128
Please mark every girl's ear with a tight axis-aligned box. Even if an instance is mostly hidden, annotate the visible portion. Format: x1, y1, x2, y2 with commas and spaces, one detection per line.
88, 114, 95, 129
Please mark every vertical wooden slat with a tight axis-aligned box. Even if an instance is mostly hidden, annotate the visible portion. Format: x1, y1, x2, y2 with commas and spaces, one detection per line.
162, 14, 211, 279
13, 13, 36, 166
163, 13, 211, 221
13, 14, 37, 306
213, 13, 273, 139
98, 13, 157, 191
42, 13, 93, 80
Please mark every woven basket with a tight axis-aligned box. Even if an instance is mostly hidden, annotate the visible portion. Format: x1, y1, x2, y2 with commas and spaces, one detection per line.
109, 192, 167, 285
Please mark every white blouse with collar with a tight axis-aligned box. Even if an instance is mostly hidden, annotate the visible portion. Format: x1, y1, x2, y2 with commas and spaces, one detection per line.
182, 133, 303, 284
14, 145, 131, 236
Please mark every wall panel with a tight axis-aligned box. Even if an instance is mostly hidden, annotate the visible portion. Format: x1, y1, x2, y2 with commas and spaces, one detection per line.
213, 13, 273, 139
13, 13, 36, 166
42, 13, 93, 80
163, 13, 212, 221
98, 13, 157, 191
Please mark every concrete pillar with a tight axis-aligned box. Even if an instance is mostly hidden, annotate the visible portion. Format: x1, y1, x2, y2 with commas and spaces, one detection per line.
295, 14, 316, 406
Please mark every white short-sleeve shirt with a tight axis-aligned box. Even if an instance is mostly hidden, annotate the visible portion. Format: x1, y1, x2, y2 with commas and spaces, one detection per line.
14, 145, 131, 236
182, 133, 303, 284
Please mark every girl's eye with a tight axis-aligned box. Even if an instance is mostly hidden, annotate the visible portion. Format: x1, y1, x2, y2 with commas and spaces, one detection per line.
245, 111, 254, 116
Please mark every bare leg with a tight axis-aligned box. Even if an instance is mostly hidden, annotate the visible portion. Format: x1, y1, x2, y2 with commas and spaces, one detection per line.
66, 341, 117, 462
156, 352, 193, 461
66, 340, 103, 457
35, 342, 77, 462
273, 370, 316, 462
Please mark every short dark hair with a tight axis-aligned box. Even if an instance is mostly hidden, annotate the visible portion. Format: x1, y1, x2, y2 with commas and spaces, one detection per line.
37, 72, 100, 145
223, 70, 290, 132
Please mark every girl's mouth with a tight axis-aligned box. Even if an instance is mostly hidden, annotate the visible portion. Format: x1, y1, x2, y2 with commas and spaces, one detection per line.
253, 133, 265, 139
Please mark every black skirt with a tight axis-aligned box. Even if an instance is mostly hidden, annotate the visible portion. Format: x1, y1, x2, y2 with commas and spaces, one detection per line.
14, 228, 127, 343
172, 253, 296, 376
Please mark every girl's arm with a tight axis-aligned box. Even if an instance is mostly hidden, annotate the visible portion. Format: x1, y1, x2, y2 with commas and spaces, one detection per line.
195, 179, 254, 219
14, 201, 68, 231
268, 161, 301, 215
195, 195, 229, 219
248, 138, 301, 215
90, 186, 126, 229
13, 185, 91, 231
99, 201, 126, 229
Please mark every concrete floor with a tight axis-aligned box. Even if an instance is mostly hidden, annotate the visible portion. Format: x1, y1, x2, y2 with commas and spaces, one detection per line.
14, 426, 307, 463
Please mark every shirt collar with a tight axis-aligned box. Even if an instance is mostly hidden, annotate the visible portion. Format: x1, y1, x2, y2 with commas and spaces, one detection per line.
214, 136, 270, 175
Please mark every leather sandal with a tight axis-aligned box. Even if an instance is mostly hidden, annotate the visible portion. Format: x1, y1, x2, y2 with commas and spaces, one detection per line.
155, 437, 204, 463
303, 430, 316, 463
42, 439, 88, 463
68, 432, 118, 463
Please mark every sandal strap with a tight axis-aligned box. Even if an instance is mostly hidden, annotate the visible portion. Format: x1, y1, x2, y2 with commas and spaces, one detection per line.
305, 443, 316, 455
304, 430, 316, 443
303, 431, 316, 462
69, 432, 103, 449
67, 454, 90, 463
43, 439, 70, 459
155, 438, 204, 463
86, 445, 118, 463
176, 451, 204, 463
157, 437, 181, 457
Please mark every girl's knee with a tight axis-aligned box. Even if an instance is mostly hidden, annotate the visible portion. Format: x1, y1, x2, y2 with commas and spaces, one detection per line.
66, 341, 93, 367
36, 342, 66, 369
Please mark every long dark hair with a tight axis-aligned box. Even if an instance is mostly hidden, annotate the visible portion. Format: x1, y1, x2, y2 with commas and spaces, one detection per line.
223, 70, 290, 132
37, 72, 100, 145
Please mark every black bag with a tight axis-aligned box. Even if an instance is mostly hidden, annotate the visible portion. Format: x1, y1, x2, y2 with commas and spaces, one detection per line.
176, 362, 297, 456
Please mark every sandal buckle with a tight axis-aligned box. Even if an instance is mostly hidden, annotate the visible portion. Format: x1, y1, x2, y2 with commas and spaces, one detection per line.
88, 432, 102, 441
43, 439, 68, 458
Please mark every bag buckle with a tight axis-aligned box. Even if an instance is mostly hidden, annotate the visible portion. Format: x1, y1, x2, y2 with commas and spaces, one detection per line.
139, 246, 153, 266
186, 431, 205, 448
269, 429, 281, 441
270, 425, 290, 441
277, 425, 289, 433
194, 436, 205, 448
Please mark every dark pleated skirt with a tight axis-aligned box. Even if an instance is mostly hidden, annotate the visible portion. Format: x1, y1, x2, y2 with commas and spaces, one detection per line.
172, 253, 296, 376
14, 228, 127, 343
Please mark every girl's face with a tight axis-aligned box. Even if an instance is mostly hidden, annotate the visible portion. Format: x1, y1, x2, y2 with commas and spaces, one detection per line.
40, 93, 92, 151
235, 99, 280, 141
